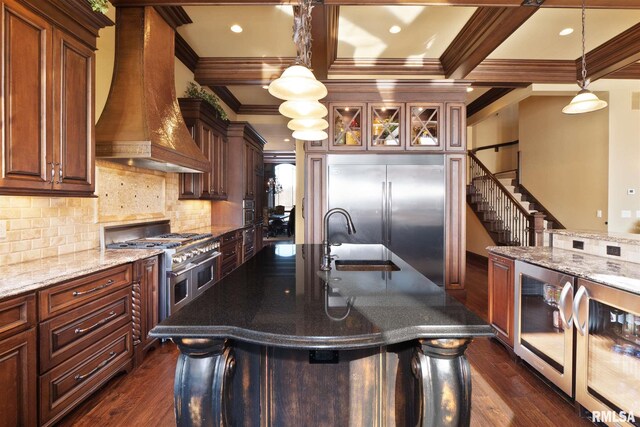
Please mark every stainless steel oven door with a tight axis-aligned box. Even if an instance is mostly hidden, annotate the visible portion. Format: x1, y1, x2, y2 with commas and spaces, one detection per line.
192, 253, 221, 297
168, 268, 192, 314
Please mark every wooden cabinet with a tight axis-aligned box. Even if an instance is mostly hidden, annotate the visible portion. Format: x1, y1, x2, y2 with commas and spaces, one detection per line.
0, 294, 37, 427
132, 256, 159, 367
488, 253, 515, 348
179, 98, 228, 200
0, 0, 107, 196
329, 103, 365, 151
38, 264, 134, 426
220, 230, 242, 279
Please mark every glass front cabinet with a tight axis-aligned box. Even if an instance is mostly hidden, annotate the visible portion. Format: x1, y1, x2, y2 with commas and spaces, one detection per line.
329, 103, 365, 151
406, 103, 443, 151
574, 278, 640, 426
368, 103, 403, 150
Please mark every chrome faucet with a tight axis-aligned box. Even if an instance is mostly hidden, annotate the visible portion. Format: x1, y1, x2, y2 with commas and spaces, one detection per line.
320, 208, 356, 271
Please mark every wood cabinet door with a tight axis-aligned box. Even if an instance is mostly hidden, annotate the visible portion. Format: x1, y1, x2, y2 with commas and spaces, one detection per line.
218, 136, 229, 199
179, 121, 201, 199
0, 328, 37, 427
367, 103, 404, 151
243, 142, 255, 199
488, 254, 515, 347
0, 0, 52, 193
405, 102, 444, 151
52, 28, 94, 194
199, 123, 214, 198
445, 102, 466, 151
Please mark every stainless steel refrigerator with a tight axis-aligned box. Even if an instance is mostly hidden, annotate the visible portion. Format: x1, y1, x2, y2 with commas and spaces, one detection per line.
327, 154, 445, 286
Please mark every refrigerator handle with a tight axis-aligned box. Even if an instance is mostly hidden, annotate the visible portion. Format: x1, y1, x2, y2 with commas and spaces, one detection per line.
387, 182, 392, 246
381, 182, 387, 245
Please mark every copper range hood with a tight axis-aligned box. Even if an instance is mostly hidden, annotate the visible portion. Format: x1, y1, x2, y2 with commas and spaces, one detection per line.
96, 7, 210, 173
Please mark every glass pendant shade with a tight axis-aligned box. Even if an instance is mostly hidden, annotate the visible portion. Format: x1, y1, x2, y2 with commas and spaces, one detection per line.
268, 65, 328, 101
292, 129, 328, 141
287, 118, 328, 131
562, 89, 608, 114
279, 100, 328, 119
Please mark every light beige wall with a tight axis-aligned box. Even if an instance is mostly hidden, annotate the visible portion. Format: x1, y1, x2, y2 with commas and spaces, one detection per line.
471, 103, 519, 174
519, 96, 608, 231
465, 205, 495, 257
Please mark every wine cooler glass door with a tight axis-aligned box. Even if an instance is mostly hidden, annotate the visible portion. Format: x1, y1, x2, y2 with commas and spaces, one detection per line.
574, 278, 640, 426
515, 261, 575, 396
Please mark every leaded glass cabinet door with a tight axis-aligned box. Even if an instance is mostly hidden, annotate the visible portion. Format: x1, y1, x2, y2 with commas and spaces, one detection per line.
406, 103, 443, 151
368, 103, 404, 151
574, 278, 640, 425
329, 103, 365, 151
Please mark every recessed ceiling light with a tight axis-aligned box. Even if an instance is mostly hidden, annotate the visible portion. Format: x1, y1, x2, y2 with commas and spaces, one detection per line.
389, 25, 401, 34
284, 138, 290, 142
559, 28, 574, 36
467, 87, 474, 93
230, 24, 243, 33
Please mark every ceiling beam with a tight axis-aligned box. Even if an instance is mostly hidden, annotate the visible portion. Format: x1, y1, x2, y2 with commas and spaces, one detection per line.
467, 59, 576, 83
210, 86, 242, 112
440, 6, 540, 80
175, 32, 199, 72
310, 5, 339, 80
608, 62, 640, 79
112, 0, 640, 7
466, 87, 515, 117
579, 23, 640, 82
238, 105, 281, 115
195, 57, 294, 85
330, 58, 443, 76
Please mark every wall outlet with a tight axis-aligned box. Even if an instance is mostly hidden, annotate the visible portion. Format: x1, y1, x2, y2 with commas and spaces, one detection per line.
622, 210, 632, 218
596, 210, 602, 218
0, 221, 6, 240
628, 188, 636, 195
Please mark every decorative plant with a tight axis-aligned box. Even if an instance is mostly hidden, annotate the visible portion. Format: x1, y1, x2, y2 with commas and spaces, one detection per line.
87, 0, 109, 14
185, 82, 229, 121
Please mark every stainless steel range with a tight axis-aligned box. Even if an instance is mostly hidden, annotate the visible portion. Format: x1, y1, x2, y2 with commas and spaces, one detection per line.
103, 220, 220, 320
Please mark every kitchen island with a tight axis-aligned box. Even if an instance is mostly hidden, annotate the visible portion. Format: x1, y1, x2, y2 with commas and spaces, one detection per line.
151, 244, 493, 426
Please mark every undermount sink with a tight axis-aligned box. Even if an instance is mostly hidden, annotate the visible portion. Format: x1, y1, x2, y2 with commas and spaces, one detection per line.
334, 260, 400, 272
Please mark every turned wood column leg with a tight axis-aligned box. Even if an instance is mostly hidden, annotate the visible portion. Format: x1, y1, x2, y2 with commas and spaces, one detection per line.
173, 338, 236, 427
411, 338, 473, 427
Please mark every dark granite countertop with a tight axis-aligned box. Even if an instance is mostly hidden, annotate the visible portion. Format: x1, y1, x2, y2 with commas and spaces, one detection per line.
487, 246, 640, 295
151, 243, 493, 349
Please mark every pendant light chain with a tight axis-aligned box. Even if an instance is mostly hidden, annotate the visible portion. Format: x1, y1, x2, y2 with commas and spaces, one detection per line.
292, 0, 314, 68
580, 0, 588, 88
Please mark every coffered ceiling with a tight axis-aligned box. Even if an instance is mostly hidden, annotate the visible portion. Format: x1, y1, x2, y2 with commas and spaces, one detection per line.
147, 1, 640, 148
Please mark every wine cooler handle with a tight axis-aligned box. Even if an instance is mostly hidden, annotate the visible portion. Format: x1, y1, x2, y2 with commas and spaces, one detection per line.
572, 285, 589, 336
558, 281, 574, 329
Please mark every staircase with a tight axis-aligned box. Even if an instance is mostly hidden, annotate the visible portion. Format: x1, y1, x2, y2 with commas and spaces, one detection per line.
467, 152, 561, 246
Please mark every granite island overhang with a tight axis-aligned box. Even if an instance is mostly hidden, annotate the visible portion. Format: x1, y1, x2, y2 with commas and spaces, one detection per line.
151, 244, 494, 426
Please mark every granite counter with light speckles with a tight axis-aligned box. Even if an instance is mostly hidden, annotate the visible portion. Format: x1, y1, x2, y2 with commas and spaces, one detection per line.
487, 246, 640, 295
0, 248, 164, 299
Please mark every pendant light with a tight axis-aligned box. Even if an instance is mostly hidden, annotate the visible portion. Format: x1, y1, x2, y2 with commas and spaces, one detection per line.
279, 100, 328, 119
562, 0, 608, 114
292, 130, 328, 141
287, 118, 329, 131
268, 65, 327, 101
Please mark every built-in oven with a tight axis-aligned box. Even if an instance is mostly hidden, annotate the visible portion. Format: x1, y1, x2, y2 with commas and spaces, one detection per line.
168, 252, 221, 315
514, 260, 576, 397
243, 199, 255, 226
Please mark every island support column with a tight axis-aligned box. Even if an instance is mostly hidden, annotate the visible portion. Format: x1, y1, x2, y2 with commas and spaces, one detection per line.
173, 338, 236, 427
412, 338, 473, 427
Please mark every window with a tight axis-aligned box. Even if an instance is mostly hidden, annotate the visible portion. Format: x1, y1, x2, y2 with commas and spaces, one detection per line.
274, 163, 296, 210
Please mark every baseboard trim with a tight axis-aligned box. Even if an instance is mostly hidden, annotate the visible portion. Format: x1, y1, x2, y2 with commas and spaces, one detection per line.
466, 250, 488, 265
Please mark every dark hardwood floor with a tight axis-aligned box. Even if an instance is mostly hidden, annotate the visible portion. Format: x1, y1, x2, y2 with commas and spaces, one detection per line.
58, 257, 592, 426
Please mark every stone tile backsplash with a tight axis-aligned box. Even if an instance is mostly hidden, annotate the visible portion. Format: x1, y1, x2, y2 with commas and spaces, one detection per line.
0, 160, 211, 266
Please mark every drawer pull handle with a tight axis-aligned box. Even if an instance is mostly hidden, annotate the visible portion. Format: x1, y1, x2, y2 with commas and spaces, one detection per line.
72, 279, 115, 297
75, 311, 117, 335
75, 351, 117, 381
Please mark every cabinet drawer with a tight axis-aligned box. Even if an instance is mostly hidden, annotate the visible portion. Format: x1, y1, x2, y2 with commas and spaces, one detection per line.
221, 257, 237, 278
221, 231, 239, 245
39, 325, 133, 427
39, 287, 132, 373
0, 294, 35, 341
39, 264, 132, 320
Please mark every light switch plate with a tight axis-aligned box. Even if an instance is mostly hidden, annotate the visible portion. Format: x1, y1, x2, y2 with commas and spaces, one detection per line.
622, 210, 632, 218
636, 210, 640, 218
0, 221, 6, 239
596, 210, 602, 218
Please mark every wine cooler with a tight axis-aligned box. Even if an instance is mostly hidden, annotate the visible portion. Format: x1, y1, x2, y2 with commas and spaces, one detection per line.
574, 278, 640, 426
514, 261, 576, 396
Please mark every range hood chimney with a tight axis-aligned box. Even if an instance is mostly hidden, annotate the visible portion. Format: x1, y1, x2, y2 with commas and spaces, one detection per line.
96, 7, 210, 173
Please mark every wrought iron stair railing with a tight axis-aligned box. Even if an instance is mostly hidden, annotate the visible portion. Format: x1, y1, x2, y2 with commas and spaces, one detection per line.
468, 152, 545, 246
